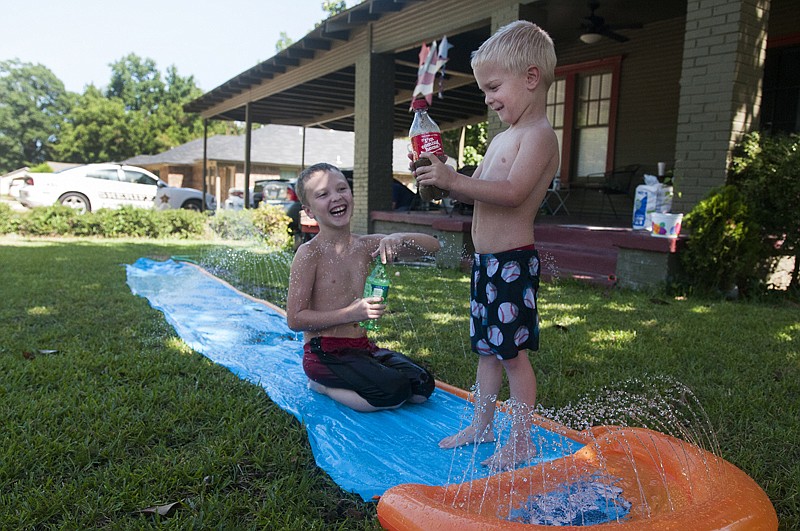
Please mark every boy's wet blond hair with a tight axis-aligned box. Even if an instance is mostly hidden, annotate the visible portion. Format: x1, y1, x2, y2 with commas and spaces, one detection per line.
471, 20, 556, 89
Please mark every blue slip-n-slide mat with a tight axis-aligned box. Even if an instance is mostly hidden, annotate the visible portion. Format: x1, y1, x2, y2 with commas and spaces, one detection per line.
125, 258, 582, 501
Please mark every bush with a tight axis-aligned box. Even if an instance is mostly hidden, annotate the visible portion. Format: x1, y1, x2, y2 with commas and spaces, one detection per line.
251, 203, 292, 250
729, 132, 800, 288
157, 209, 207, 238
69, 211, 105, 237
680, 185, 764, 295
681, 132, 800, 295
207, 205, 292, 250
0, 202, 20, 234
13, 205, 207, 239
17, 205, 82, 236
207, 210, 261, 241
86, 206, 161, 237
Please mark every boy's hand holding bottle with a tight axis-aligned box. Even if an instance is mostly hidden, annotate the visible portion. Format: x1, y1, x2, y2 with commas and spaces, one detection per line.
409, 98, 449, 201
360, 260, 390, 331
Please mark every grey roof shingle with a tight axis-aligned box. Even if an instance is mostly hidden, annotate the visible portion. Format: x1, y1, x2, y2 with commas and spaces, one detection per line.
125, 124, 411, 173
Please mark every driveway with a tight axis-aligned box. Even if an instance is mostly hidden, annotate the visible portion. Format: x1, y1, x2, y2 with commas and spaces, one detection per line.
1, 196, 27, 212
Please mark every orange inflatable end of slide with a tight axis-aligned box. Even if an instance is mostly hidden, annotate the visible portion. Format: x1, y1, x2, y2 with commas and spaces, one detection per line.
378, 383, 777, 531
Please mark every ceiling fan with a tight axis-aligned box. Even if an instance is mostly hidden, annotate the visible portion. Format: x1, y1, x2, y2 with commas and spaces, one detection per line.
580, 1, 643, 44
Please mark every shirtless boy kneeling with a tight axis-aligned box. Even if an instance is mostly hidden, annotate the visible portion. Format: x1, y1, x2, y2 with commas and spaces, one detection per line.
286, 163, 441, 412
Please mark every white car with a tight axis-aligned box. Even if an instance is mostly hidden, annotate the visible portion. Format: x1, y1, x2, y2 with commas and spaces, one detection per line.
155, 181, 217, 211
18, 163, 215, 212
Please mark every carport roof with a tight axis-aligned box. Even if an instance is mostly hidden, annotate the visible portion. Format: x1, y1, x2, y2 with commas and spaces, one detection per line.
184, 0, 686, 136
184, 0, 489, 136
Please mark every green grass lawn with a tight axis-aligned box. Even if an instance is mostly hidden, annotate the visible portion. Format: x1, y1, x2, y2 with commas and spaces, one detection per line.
1, 236, 797, 529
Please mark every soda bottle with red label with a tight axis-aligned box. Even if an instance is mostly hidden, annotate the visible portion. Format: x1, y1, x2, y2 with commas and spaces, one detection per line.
409, 99, 448, 201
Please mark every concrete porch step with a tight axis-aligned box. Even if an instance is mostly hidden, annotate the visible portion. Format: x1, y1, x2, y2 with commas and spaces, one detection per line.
371, 209, 679, 289
538, 245, 617, 279
536, 223, 632, 248
535, 224, 632, 287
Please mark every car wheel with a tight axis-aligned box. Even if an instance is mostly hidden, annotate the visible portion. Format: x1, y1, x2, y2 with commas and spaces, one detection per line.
182, 199, 202, 211
59, 192, 91, 212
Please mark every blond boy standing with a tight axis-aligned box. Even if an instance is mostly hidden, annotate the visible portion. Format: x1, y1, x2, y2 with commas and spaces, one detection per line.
414, 21, 559, 469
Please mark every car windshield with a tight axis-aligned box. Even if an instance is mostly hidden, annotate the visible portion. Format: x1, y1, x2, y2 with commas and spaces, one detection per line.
121, 170, 158, 185
255, 181, 292, 201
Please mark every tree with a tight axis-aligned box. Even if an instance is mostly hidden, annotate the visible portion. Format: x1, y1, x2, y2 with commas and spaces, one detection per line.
0, 60, 73, 173
442, 122, 487, 167
106, 54, 165, 113
322, 0, 347, 16
152, 66, 208, 147
54, 54, 227, 162
276, 32, 294, 52
54, 86, 139, 163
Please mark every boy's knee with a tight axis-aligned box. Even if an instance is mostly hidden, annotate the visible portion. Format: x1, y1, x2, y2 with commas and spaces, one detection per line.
363, 376, 412, 408
377, 350, 435, 399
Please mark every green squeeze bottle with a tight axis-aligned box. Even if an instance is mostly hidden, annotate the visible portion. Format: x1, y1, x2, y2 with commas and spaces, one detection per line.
359, 261, 390, 331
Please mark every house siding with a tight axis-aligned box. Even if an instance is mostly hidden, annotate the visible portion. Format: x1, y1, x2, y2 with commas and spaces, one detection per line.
555, 16, 686, 179
768, 0, 800, 37
614, 17, 685, 176
673, 0, 771, 210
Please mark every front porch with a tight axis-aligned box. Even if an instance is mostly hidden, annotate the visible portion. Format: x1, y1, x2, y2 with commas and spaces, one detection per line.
370, 205, 684, 291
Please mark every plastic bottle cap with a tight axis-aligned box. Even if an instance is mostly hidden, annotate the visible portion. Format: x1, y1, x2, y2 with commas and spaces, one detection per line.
411, 99, 428, 110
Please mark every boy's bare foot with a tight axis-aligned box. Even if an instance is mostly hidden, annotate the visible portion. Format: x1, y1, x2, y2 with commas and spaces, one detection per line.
439, 424, 495, 449
481, 439, 537, 469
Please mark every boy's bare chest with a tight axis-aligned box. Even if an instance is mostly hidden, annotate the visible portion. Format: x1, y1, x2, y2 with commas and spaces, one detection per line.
479, 135, 519, 180
313, 260, 364, 302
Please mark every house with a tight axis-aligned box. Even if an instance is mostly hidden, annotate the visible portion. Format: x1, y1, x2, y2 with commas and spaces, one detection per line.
183, 0, 799, 236
124, 124, 414, 204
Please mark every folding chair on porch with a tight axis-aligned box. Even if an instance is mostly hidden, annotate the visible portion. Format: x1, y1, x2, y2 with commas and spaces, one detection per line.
585, 164, 640, 218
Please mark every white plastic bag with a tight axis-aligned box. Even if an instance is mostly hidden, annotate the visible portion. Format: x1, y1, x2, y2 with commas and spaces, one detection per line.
632, 174, 661, 230
656, 185, 673, 213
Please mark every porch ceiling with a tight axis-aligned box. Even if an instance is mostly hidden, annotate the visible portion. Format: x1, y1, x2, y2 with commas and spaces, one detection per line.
185, 0, 685, 136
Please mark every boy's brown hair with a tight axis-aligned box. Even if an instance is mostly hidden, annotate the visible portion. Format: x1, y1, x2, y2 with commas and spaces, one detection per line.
295, 162, 342, 205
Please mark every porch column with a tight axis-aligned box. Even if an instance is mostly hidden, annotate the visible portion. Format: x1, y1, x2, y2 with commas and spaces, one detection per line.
202, 119, 208, 212
673, 0, 771, 211
353, 33, 395, 235
243, 102, 252, 209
